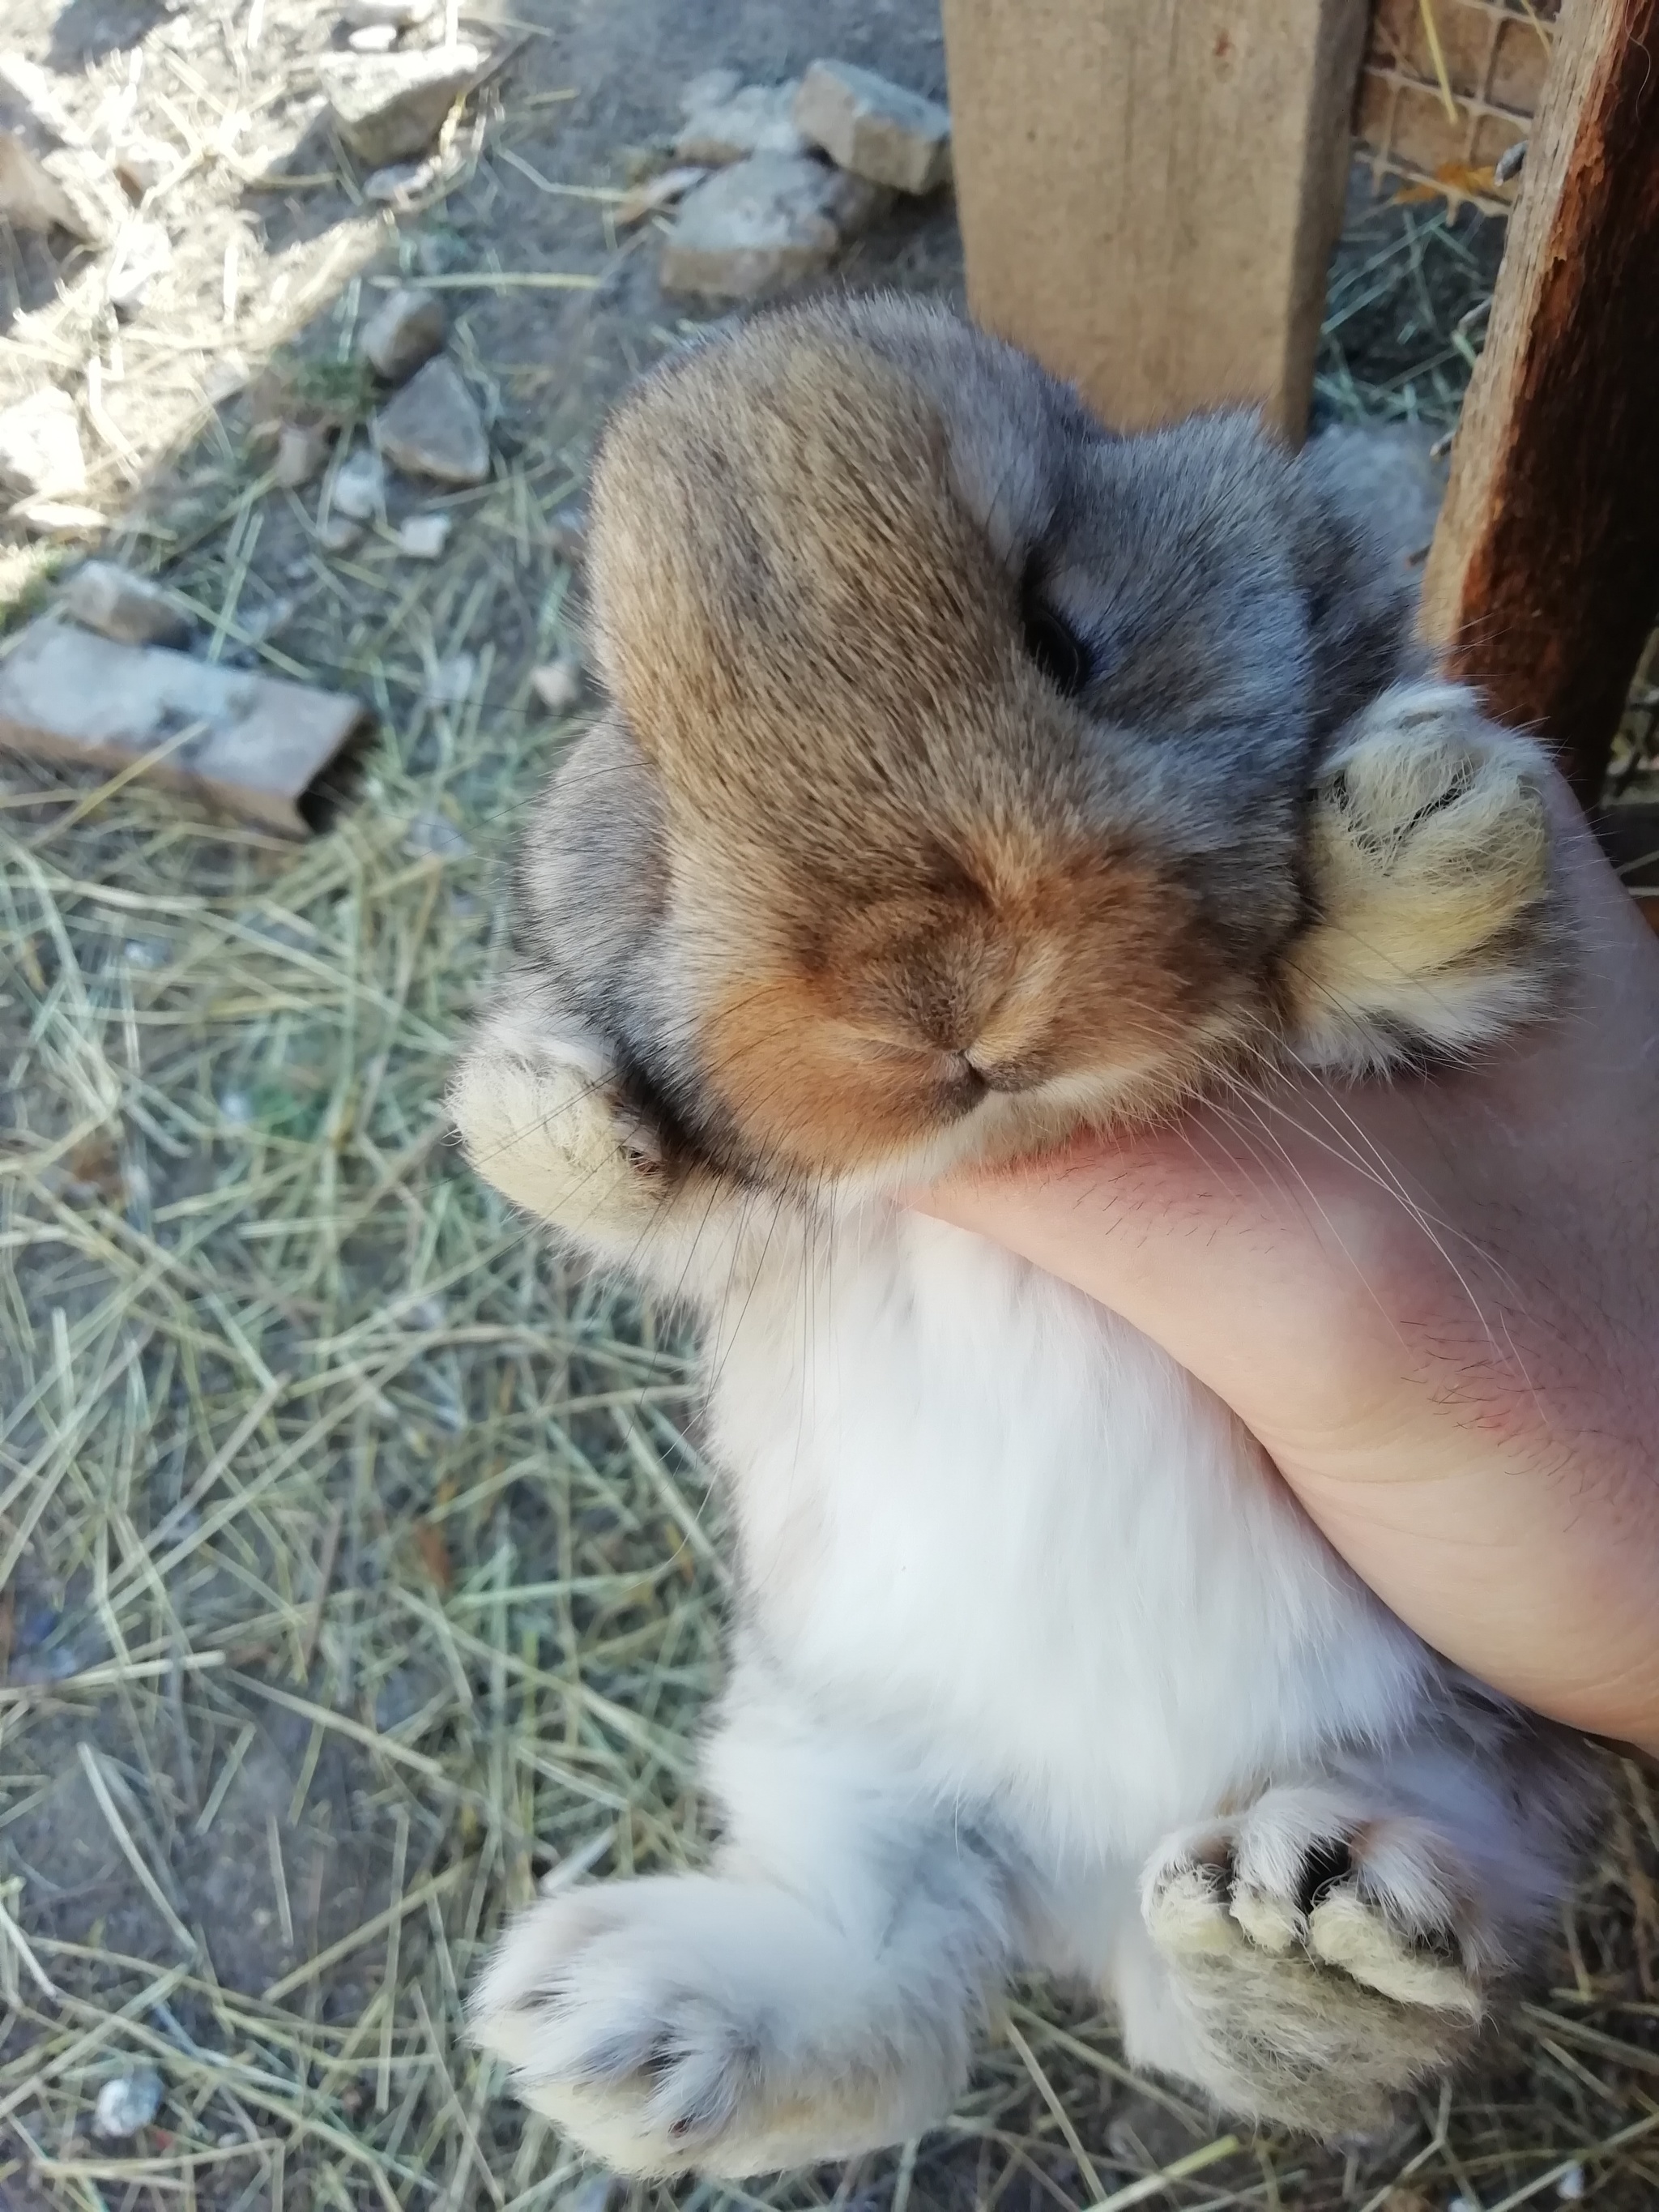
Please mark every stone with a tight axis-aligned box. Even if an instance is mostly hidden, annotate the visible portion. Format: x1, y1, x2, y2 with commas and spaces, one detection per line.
318, 44, 480, 168
348, 23, 399, 53
61, 561, 190, 648
343, 0, 435, 22
676, 81, 805, 166
615, 164, 706, 228
795, 60, 951, 194
360, 286, 446, 382
273, 422, 331, 489
329, 442, 385, 521
395, 510, 450, 558
659, 154, 889, 299
531, 655, 583, 711
374, 356, 489, 485
0, 387, 87, 503
92, 2070, 164, 2140
0, 619, 369, 838
113, 133, 173, 195
0, 53, 126, 243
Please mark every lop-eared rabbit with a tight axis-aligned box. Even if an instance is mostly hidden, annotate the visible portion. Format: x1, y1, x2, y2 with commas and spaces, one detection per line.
454, 297, 1592, 2174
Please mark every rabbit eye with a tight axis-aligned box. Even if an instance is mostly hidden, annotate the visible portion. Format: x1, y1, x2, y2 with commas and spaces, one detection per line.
1020, 579, 1094, 698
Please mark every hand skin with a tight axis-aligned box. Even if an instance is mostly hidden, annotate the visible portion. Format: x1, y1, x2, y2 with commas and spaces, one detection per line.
920, 781, 1659, 1757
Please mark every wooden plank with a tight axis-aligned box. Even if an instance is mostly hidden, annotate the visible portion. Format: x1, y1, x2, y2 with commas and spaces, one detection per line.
1419, 0, 1659, 801
0, 618, 368, 836
938, 0, 1370, 438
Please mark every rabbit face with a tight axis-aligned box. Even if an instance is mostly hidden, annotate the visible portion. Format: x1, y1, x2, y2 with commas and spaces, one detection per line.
509, 298, 1411, 1187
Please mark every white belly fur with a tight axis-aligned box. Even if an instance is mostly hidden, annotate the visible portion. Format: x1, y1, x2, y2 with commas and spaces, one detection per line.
708, 1211, 1428, 1863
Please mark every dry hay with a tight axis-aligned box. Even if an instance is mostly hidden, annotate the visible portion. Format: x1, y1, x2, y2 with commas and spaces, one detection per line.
1316, 191, 1506, 432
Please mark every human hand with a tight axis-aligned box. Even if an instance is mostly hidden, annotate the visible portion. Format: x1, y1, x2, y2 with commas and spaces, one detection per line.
920, 781, 1659, 1753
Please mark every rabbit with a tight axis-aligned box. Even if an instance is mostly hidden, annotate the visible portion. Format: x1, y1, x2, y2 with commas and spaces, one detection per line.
454, 294, 1597, 2175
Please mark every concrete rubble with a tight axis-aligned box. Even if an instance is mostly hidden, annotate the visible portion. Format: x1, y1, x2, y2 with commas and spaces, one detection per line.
676, 79, 806, 165
318, 45, 480, 167
660, 61, 948, 295
0, 621, 367, 838
660, 151, 889, 298
795, 59, 951, 194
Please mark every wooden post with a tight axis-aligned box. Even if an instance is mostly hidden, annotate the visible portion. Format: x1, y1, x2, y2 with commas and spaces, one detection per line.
1419, 0, 1659, 801
937, 0, 1370, 441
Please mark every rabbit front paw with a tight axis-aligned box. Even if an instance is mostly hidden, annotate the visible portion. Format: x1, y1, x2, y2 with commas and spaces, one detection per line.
1289, 681, 1558, 1072
450, 1018, 668, 1253
471, 1876, 960, 2178
1136, 1787, 1487, 2133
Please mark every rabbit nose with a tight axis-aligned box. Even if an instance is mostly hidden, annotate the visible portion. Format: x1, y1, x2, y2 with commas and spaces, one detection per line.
961, 1052, 1041, 1096
936, 1055, 989, 1116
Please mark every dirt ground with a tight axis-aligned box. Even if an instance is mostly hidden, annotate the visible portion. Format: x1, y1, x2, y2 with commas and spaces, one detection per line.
2, 0, 1658, 2208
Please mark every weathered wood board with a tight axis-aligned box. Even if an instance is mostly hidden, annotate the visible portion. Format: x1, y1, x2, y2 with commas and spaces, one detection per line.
1419, 0, 1659, 799
939, 0, 1371, 440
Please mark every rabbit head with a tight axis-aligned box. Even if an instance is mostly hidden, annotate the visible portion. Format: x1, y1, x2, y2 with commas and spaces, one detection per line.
480, 295, 1418, 1191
